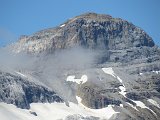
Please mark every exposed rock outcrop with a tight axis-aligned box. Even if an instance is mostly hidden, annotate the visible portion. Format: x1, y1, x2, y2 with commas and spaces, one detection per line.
0, 71, 63, 109
11, 13, 155, 54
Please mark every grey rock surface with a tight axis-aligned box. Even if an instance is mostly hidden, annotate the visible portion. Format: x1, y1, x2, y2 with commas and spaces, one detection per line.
0, 70, 63, 109
11, 13, 155, 54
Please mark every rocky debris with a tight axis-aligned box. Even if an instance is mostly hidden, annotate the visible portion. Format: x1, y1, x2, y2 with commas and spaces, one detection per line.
29, 111, 37, 116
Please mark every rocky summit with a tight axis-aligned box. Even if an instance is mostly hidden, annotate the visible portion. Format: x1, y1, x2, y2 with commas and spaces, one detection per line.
1, 13, 160, 120
11, 12, 154, 53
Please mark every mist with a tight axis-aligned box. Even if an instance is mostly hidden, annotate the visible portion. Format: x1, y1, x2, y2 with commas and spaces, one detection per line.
0, 46, 103, 102
32, 47, 100, 102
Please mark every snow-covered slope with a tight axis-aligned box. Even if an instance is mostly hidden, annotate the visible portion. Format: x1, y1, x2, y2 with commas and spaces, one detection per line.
0, 99, 118, 120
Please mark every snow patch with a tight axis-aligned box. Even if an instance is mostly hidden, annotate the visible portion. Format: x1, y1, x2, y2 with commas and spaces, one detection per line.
148, 99, 160, 108
139, 70, 160, 75
127, 102, 138, 111
102, 67, 116, 78
133, 101, 147, 109
119, 86, 126, 96
152, 70, 160, 74
66, 75, 87, 84
117, 76, 123, 83
133, 100, 156, 115
139, 73, 143, 75
15, 71, 27, 78
60, 24, 65, 27
120, 104, 123, 107
76, 96, 82, 104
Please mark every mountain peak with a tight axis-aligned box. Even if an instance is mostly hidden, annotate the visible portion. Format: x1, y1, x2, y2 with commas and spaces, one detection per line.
11, 13, 155, 53
74, 12, 113, 20
1, 13, 160, 120
64, 12, 116, 26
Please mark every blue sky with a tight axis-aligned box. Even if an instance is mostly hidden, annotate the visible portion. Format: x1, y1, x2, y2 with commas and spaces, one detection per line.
0, 0, 160, 47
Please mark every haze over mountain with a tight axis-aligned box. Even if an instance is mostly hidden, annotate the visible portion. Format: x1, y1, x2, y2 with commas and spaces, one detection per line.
0, 13, 160, 120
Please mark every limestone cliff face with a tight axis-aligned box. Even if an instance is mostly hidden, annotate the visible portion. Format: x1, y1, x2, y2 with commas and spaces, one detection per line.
0, 71, 63, 109
11, 13, 154, 53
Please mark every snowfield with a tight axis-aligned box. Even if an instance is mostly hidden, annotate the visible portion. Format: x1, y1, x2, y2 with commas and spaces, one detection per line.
0, 98, 118, 120
0, 102, 39, 120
